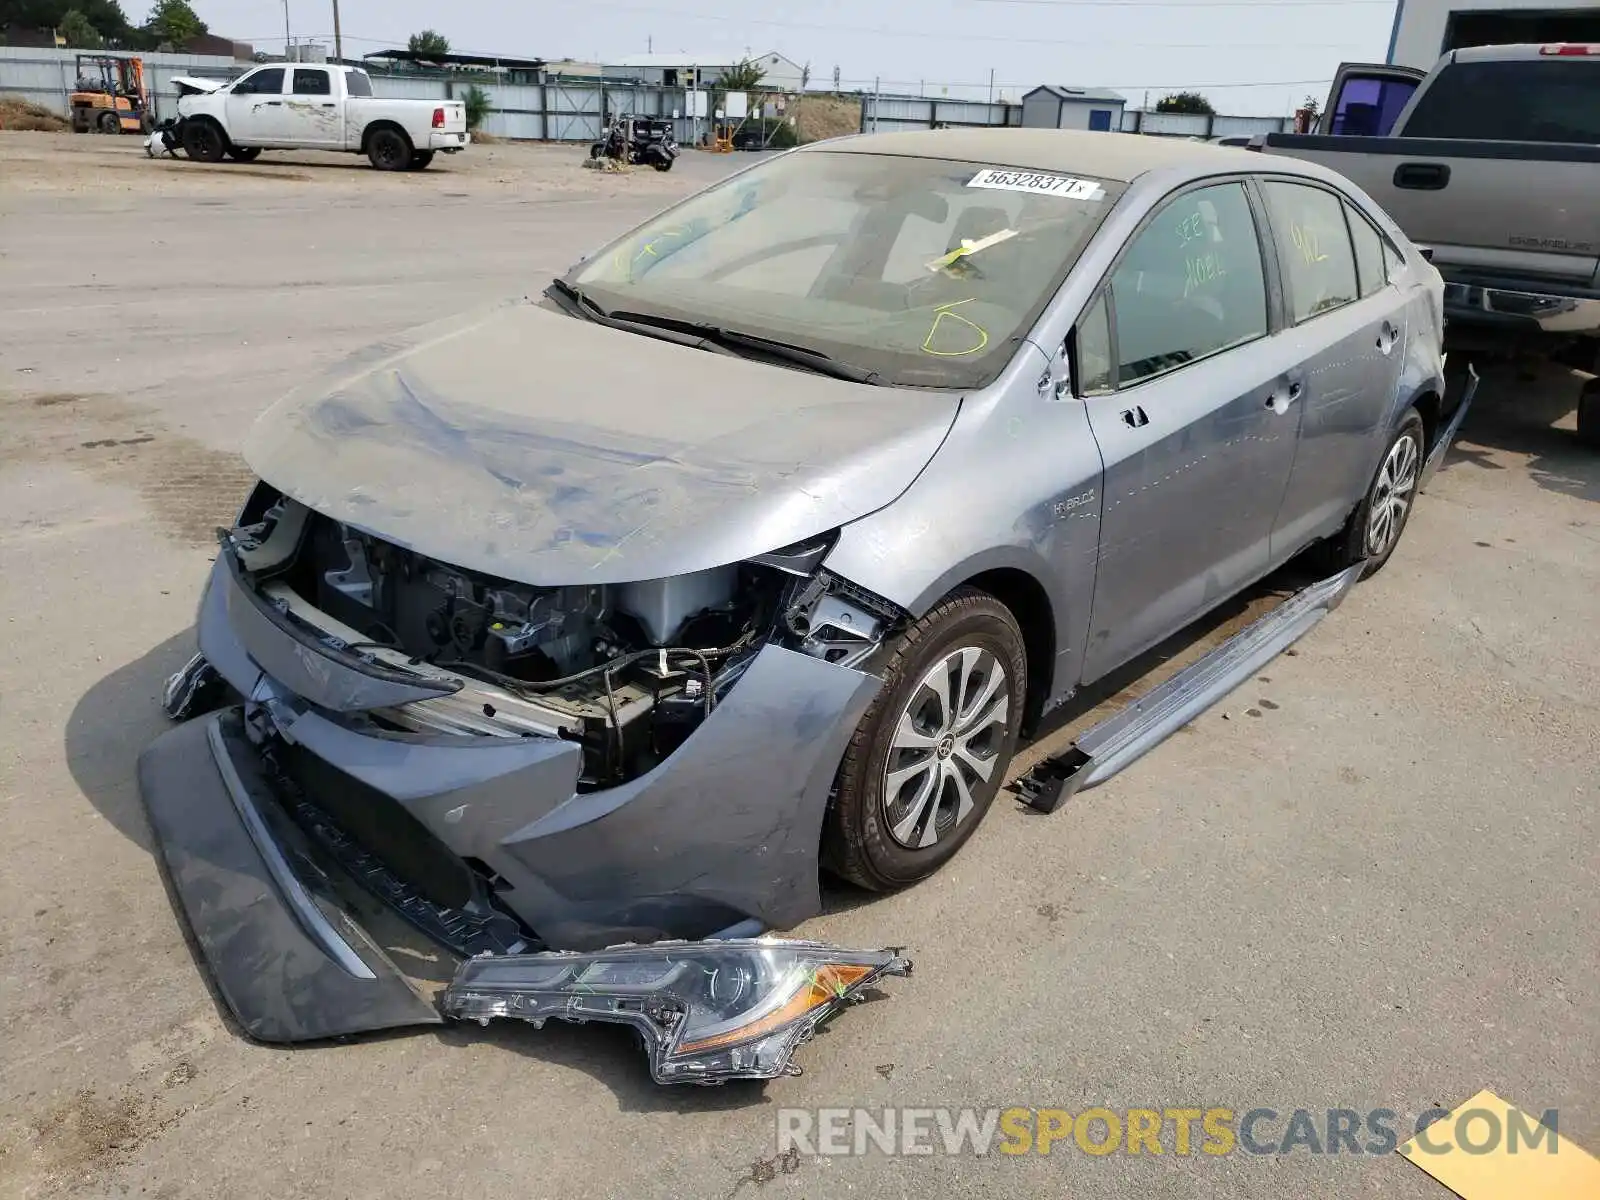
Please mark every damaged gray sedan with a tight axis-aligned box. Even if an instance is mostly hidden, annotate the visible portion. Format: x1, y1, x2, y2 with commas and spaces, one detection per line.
142, 130, 1461, 1044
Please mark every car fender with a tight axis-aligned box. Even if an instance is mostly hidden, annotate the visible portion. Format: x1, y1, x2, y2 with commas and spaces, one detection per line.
823, 353, 1104, 710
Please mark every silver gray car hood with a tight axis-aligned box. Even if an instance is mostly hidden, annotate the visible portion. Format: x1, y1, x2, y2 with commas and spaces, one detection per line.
243, 301, 960, 585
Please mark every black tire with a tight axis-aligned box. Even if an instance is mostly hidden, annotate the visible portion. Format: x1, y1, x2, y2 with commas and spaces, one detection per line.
651, 156, 674, 172
182, 118, 226, 163
366, 126, 412, 171
590, 143, 604, 159
822, 588, 1027, 891
225, 146, 261, 162
406, 150, 435, 171
1319, 408, 1426, 578
97, 110, 121, 134
1577, 378, 1600, 449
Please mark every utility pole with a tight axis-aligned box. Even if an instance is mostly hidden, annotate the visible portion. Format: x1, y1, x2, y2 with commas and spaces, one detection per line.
331, 0, 342, 64
872, 76, 880, 132
988, 67, 994, 104
282, 0, 291, 57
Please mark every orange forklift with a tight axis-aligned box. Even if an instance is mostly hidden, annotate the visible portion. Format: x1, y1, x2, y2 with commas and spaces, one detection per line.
70, 54, 154, 134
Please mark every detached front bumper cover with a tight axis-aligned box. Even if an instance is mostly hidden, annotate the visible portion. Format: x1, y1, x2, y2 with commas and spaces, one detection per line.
442, 939, 912, 1084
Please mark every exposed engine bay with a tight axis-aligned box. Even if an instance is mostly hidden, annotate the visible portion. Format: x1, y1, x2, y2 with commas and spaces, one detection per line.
222, 484, 902, 790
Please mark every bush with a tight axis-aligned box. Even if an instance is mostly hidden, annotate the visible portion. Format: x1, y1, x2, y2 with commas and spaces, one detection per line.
462, 84, 490, 130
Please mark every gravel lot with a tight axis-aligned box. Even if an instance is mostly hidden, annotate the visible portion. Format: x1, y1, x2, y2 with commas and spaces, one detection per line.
1, 132, 1595, 1200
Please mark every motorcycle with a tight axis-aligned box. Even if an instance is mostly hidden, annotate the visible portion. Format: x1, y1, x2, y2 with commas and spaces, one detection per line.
590, 115, 678, 172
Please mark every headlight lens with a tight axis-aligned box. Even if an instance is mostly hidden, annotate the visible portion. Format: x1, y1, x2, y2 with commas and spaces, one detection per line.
442, 938, 911, 1084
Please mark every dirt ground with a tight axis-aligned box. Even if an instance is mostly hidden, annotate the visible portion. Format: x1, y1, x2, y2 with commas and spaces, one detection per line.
0, 132, 1595, 1200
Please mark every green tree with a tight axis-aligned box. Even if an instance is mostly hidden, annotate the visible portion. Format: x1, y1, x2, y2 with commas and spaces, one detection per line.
462, 83, 490, 130
407, 29, 450, 58
0, 0, 133, 42
58, 7, 103, 45
1301, 93, 1322, 120
718, 58, 765, 92
144, 0, 205, 46
1155, 91, 1214, 115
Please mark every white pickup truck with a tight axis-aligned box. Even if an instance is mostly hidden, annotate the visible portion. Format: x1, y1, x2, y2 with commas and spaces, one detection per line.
175, 63, 468, 171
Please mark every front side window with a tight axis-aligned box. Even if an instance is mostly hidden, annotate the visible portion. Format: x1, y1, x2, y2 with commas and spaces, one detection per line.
1262, 181, 1359, 324
292, 68, 331, 96
1075, 292, 1113, 395
1402, 60, 1600, 143
571, 151, 1125, 388
232, 67, 284, 96
1108, 181, 1268, 386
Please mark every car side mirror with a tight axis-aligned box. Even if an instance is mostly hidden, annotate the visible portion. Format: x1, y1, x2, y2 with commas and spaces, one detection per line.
1415, 244, 1435, 262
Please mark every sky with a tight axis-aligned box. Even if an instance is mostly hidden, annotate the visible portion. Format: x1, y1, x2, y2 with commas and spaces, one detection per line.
187, 0, 1401, 116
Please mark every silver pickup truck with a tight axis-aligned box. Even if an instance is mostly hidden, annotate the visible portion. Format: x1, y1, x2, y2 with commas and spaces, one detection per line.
1253, 43, 1600, 443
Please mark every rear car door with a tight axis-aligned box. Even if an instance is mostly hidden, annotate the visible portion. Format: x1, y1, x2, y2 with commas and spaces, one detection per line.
1257, 179, 1406, 559
283, 67, 342, 147
224, 66, 287, 143
1077, 179, 1303, 682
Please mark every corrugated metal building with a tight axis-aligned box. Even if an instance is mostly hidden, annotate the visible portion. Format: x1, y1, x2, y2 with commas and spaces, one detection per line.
1020, 85, 1126, 132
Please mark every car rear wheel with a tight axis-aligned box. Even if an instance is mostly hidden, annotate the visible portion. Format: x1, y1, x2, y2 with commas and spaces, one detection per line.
822, 588, 1026, 891
366, 127, 412, 171
1320, 408, 1425, 577
181, 119, 226, 162
406, 150, 435, 171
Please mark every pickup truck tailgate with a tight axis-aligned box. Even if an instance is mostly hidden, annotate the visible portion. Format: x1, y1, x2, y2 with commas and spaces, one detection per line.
1257, 135, 1600, 285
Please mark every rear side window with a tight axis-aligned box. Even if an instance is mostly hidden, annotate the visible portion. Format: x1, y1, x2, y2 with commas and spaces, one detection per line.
232, 67, 284, 96
1262, 182, 1359, 324
1329, 75, 1420, 136
344, 70, 374, 97
1403, 60, 1600, 142
1344, 202, 1388, 298
292, 69, 331, 96
1108, 181, 1268, 386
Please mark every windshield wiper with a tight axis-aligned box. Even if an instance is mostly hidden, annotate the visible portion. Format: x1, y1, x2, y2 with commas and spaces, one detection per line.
546, 282, 879, 384
544, 280, 733, 355
690, 326, 881, 385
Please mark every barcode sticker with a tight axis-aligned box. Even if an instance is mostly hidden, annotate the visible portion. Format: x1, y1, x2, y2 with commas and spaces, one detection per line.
967, 168, 1104, 200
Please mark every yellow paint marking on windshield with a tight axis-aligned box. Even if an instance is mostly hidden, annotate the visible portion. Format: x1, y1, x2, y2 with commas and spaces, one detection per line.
922, 298, 990, 357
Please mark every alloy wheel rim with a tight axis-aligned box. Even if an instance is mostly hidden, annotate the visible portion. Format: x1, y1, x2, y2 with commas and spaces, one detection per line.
882, 646, 1010, 849
1367, 432, 1419, 557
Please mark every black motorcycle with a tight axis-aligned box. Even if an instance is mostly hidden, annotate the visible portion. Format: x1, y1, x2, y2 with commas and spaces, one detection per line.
590, 115, 678, 172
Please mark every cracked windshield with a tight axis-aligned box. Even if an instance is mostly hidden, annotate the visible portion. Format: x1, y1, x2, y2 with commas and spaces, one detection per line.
572, 151, 1122, 386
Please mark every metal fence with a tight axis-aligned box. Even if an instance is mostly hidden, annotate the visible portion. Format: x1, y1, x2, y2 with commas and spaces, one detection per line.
1121, 109, 1291, 138
0, 46, 238, 123
859, 94, 1021, 133
2, 48, 1293, 145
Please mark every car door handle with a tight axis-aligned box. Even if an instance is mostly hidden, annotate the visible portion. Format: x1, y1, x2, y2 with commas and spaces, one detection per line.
262, 100, 283, 106
1394, 162, 1450, 190
1266, 379, 1303, 415
319, 102, 336, 107
1120, 405, 1149, 429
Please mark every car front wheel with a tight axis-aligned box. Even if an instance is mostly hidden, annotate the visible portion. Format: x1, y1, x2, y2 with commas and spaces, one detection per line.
823, 588, 1026, 891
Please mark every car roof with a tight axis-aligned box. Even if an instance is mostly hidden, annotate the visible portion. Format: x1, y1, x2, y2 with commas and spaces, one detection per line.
807, 128, 1279, 183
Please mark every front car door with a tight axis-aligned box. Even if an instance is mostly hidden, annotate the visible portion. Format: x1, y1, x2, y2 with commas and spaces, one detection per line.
1256, 178, 1408, 559
224, 66, 286, 143
1077, 179, 1304, 682
283, 67, 342, 147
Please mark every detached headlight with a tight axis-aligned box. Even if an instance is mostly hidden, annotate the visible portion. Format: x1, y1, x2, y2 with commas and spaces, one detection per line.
441, 938, 912, 1084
